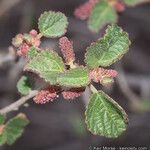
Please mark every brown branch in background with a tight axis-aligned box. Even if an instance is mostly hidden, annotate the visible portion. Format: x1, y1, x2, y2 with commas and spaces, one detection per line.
115, 62, 141, 105
0, 47, 16, 66
0, 0, 22, 18
0, 90, 38, 115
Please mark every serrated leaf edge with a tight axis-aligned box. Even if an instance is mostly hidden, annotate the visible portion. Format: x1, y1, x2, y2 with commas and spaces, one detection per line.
24, 50, 65, 84
85, 90, 128, 137
57, 66, 90, 88
87, 1, 118, 33
85, 24, 131, 68
38, 11, 69, 38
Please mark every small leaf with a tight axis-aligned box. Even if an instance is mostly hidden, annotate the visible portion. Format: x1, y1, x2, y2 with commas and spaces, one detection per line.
5, 113, 29, 145
123, 0, 149, 6
85, 90, 128, 138
17, 76, 31, 95
38, 11, 68, 38
101, 77, 114, 85
85, 24, 130, 68
57, 67, 90, 87
0, 114, 5, 125
88, 0, 117, 32
25, 50, 65, 84
27, 47, 39, 59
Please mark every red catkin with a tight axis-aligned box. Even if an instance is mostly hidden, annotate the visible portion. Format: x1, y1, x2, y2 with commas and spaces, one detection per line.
33, 87, 58, 104
74, 0, 98, 20
109, 0, 125, 12
62, 88, 85, 100
59, 36, 75, 64
113, 1, 125, 12
90, 68, 118, 83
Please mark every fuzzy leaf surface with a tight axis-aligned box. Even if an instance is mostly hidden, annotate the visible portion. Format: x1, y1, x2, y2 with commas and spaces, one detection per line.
85, 24, 130, 68
5, 113, 29, 145
0, 132, 7, 146
88, 0, 117, 32
27, 47, 39, 59
0, 114, 6, 145
0, 114, 5, 125
38, 11, 68, 38
85, 90, 128, 138
25, 50, 65, 84
17, 76, 31, 95
57, 67, 89, 87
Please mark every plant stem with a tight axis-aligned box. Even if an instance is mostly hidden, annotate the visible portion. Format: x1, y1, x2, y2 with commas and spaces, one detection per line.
0, 90, 38, 115
90, 84, 98, 93
37, 33, 43, 39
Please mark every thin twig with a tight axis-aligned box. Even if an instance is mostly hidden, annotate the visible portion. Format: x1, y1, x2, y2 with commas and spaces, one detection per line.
0, 0, 22, 18
0, 90, 38, 115
0, 54, 15, 66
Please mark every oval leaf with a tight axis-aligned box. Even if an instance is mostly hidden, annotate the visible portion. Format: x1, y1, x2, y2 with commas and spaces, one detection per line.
88, 0, 117, 32
85, 24, 131, 68
85, 90, 128, 138
24, 50, 65, 85
5, 113, 29, 145
57, 67, 90, 87
38, 11, 68, 38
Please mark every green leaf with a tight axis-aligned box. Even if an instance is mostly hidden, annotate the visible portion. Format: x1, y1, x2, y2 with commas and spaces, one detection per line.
85, 24, 130, 68
0, 131, 7, 146
101, 77, 114, 85
17, 76, 31, 95
24, 50, 65, 84
27, 47, 39, 59
5, 113, 29, 145
85, 90, 128, 138
123, 0, 149, 6
0, 115, 6, 145
88, 0, 117, 32
38, 11, 68, 38
57, 67, 90, 87
0, 114, 5, 125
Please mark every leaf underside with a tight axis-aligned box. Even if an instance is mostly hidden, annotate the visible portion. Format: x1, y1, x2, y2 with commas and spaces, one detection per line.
85, 91, 128, 138
17, 76, 31, 95
24, 50, 65, 85
57, 67, 90, 87
88, 0, 117, 32
85, 24, 130, 68
38, 11, 68, 38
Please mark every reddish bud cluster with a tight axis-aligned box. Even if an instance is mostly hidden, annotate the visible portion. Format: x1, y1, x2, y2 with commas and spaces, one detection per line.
33, 86, 59, 104
74, 0, 98, 20
62, 88, 85, 100
90, 68, 118, 83
109, 0, 125, 12
59, 36, 75, 64
12, 29, 41, 56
